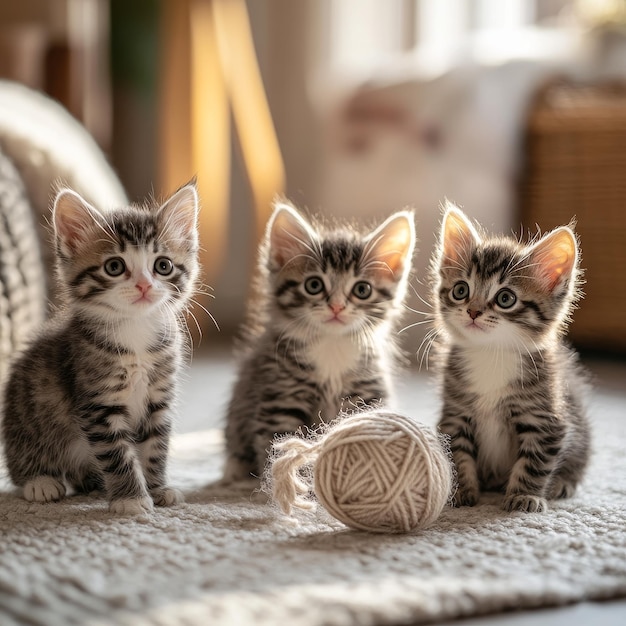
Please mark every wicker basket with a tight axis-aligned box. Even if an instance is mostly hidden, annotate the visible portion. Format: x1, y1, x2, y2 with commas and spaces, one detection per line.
519, 79, 626, 352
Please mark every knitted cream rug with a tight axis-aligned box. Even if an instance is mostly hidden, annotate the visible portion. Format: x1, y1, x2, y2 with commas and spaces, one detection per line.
1, 385, 626, 625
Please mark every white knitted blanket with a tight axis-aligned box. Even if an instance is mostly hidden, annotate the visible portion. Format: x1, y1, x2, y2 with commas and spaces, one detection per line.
1, 387, 625, 626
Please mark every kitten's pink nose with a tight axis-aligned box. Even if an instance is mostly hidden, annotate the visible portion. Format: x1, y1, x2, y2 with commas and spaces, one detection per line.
329, 302, 345, 315
467, 309, 483, 320
135, 277, 152, 294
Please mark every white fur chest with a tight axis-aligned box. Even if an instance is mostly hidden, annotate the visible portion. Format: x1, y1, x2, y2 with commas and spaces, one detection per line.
462, 348, 519, 483
110, 318, 168, 427
309, 334, 361, 415
462, 347, 518, 406
123, 355, 154, 424
114, 317, 163, 355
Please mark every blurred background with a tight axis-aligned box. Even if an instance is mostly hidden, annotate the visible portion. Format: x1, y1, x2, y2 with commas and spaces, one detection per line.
1, 0, 625, 357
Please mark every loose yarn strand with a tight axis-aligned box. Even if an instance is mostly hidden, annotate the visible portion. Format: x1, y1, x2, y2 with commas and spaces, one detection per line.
269, 437, 320, 515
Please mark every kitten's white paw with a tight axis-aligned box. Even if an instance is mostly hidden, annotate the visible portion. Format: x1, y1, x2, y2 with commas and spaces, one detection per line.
503, 493, 548, 513
151, 487, 184, 507
109, 496, 154, 515
23, 476, 66, 502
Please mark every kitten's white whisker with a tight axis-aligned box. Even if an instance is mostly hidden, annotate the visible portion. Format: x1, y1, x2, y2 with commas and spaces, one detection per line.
403, 303, 433, 317
398, 319, 434, 334
356, 318, 378, 363
407, 283, 434, 309
193, 291, 216, 299
420, 332, 439, 372
525, 344, 539, 382
184, 308, 203, 349
275, 316, 309, 364
188, 298, 220, 332
416, 327, 441, 371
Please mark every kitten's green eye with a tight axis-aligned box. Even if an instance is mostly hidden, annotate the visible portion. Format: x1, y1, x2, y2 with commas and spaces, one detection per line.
495, 288, 516, 309
104, 257, 125, 277
304, 276, 324, 295
451, 281, 469, 301
352, 281, 372, 300
154, 257, 174, 276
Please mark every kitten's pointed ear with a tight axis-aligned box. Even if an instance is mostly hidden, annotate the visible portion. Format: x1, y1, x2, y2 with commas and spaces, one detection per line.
158, 181, 199, 245
267, 201, 318, 270
53, 188, 105, 254
528, 226, 578, 292
440, 202, 481, 265
364, 210, 415, 280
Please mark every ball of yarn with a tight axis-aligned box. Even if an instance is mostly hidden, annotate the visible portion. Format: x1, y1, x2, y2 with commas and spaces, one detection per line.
268, 410, 452, 534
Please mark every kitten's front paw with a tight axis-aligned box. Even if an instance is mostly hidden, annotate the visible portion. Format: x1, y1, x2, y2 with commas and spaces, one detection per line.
109, 496, 154, 515
150, 487, 184, 507
452, 485, 479, 507
23, 476, 66, 502
546, 478, 577, 500
503, 493, 547, 513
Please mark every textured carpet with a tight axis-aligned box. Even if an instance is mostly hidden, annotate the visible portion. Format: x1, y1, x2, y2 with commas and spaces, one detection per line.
1, 371, 626, 626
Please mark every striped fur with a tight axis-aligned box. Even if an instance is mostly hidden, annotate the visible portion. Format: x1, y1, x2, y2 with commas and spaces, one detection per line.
1, 183, 199, 514
432, 203, 590, 513
224, 201, 415, 480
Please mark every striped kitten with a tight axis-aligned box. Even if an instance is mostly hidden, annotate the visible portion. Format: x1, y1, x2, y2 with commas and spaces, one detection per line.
1, 183, 199, 514
224, 201, 415, 480
432, 203, 590, 513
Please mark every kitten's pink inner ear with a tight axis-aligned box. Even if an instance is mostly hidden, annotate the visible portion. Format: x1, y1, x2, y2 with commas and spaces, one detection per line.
532, 228, 577, 290
159, 185, 199, 239
442, 207, 480, 263
367, 213, 415, 278
53, 190, 100, 250
268, 205, 315, 269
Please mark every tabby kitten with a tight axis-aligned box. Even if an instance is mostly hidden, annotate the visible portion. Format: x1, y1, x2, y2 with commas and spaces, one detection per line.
432, 203, 590, 513
224, 201, 415, 480
1, 182, 199, 514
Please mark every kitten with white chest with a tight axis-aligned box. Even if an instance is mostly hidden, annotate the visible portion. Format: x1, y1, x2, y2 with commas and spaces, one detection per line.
431, 203, 590, 513
1, 182, 200, 514
224, 201, 415, 480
